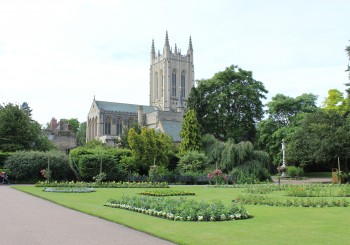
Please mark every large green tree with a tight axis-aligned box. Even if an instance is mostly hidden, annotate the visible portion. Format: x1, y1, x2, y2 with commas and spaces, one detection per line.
0, 103, 54, 152
188, 65, 267, 142
256, 93, 318, 164
288, 110, 350, 170
179, 109, 202, 155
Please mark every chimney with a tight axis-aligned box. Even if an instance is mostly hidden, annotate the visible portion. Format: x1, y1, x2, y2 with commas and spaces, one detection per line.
51, 117, 58, 130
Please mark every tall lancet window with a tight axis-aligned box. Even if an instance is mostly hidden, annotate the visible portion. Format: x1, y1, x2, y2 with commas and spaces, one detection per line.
155, 72, 158, 99
181, 71, 185, 98
172, 69, 176, 97
104, 116, 111, 135
116, 118, 122, 136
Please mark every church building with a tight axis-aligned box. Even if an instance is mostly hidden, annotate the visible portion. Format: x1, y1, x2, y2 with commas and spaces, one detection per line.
86, 32, 194, 145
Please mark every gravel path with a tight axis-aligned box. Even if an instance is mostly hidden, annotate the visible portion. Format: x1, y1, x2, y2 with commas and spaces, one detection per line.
0, 186, 175, 245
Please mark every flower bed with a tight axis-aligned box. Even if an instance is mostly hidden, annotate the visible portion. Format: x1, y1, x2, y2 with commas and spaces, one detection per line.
285, 184, 350, 197
43, 187, 95, 193
235, 194, 349, 207
35, 181, 169, 188
139, 190, 195, 196
106, 196, 251, 221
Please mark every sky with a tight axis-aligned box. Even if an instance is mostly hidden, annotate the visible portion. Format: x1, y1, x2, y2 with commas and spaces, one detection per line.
0, 0, 349, 125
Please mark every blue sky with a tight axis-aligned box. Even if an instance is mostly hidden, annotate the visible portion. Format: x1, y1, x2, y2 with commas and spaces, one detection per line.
0, 0, 349, 125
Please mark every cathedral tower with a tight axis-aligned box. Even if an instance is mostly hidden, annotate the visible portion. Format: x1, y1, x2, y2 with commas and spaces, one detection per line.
150, 31, 194, 111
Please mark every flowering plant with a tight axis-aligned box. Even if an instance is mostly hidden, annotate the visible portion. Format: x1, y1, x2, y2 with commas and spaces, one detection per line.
207, 169, 228, 185
40, 169, 51, 180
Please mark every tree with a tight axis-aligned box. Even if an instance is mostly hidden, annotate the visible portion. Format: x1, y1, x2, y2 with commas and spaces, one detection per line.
179, 109, 202, 155
128, 127, 174, 174
256, 93, 318, 164
288, 109, 350, 169
60, 118, 80, 134
0, 103, 54, 152
322, 89, 349, 115
202, 134, 270, 183
76, 121, 87, 146
266, 93, 318, 126
188, 65, 267, 142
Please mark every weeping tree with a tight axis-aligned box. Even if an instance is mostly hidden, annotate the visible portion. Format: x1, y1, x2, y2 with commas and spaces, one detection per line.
202, 134, 271, 183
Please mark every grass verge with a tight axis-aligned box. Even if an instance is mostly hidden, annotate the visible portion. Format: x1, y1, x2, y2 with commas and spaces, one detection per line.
13, 185, 350, 245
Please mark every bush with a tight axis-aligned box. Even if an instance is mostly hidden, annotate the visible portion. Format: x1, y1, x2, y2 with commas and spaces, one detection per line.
287, 166, 304, 177
0, 152, 13, 168
4, 151, 74, 182
70, 147, 131, 181
231, 160, 271, 184
178, 151, 208, 172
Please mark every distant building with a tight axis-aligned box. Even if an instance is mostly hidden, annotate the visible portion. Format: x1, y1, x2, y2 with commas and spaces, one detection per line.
86, 32, 194, 146
45, 117, 77, 153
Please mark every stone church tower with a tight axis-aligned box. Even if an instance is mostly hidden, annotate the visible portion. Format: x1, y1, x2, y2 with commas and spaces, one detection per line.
149, 31, 194, 112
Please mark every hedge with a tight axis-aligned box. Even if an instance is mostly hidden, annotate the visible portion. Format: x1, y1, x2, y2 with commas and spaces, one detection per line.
4, 150, 74, 182
69, 147, 131, 181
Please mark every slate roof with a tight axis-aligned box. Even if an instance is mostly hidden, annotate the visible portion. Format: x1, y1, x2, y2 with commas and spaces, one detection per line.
95, 100, 157, 114
160, 120, 182, 142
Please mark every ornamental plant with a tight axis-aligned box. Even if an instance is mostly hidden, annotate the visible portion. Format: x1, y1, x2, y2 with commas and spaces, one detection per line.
106, 195, 251, 221
207, 169, 228, 185
40, 169, 51, 181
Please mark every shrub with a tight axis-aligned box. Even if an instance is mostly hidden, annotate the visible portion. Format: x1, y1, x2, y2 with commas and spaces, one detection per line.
231, 160, 272, 184
0, 152, 13, 168
178, 151, 208, 172
4, 151, 74, 182
287, 166, 304, 177
70, 147, 131, 181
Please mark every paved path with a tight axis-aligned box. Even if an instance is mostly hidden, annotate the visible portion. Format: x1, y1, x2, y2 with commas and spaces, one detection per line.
0, 186, 175, 245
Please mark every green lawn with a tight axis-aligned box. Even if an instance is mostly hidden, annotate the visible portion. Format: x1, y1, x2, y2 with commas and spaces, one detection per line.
13, 185, 349, 245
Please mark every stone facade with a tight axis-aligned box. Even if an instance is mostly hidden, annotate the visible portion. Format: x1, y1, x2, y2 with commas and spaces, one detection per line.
45, 118, 77, 153
150, 31, 194, 112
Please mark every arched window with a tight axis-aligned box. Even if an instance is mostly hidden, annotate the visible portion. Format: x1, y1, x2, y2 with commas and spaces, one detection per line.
116, 118, 123, 136
181, 71, 185, 97
104, 116, 111, 135
172, 69, 176, 97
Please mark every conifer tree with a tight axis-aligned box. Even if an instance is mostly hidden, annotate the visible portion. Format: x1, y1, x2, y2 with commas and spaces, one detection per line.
179, 109, 202, 155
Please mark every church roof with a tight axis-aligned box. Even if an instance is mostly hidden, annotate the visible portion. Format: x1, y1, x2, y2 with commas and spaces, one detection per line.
160, 120, 182, 142
95, 100, 157, 114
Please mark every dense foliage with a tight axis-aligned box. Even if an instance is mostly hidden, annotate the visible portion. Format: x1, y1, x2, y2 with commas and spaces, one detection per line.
5, 150, 73, 182
178, 109, 202, 154
188, 65, 267, 142
128, 127, 174, 174
69, 146, 131, 181
288, 110, 350, 168
0, 103, 54, 152
256, 93, 318, 164
178, 151, 208, 173
202, 134, 270, 183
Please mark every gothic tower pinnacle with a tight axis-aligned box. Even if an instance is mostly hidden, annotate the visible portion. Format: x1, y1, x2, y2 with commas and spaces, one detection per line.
150, 32, 194, 112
